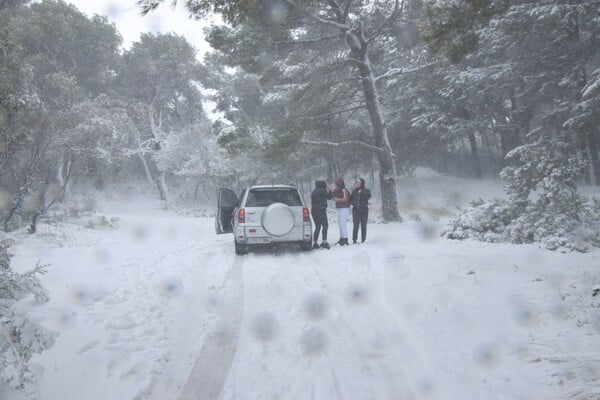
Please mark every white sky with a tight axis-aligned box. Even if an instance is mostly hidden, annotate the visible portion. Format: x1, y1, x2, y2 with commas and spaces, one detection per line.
66, 0, 213, 57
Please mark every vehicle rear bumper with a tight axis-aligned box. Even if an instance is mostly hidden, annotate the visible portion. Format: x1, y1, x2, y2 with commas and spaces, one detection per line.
234, 224, 312, 244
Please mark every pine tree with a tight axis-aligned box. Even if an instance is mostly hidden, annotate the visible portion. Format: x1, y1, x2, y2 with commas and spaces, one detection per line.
139, 0, 407, 221
437, 1, 600, 251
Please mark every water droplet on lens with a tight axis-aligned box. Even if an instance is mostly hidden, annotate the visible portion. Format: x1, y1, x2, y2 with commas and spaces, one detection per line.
346, 284, 369, 304
159, 276, 182, 298
303, 293, 329, 320
250, 312, 278, 342
473, 343, 498, 368
300, 327, 328, 356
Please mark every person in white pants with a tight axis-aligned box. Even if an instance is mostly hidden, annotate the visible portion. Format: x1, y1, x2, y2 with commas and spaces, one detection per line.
332, 177, 351, 246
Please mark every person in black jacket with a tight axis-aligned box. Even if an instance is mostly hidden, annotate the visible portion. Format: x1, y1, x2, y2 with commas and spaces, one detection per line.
310, 180, 332, 249
350, 178, 371, 244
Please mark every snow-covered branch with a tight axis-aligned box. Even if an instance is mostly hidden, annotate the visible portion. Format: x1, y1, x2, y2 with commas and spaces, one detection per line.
301, 139, 388, 154
375, 62, 439, 82
287, 104, 366, 120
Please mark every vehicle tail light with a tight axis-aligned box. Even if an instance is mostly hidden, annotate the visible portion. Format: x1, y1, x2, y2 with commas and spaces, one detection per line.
303, 208, 310, 222
238, 208, 245, 223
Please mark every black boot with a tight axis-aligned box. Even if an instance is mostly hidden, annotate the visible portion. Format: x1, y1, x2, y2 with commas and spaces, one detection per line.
342, 238, 349, 246
320, 241, 330, 249
312, 242, 320, 249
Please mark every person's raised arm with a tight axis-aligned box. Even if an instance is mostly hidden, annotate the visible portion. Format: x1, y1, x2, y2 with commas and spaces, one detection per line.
342, 188, 350, 203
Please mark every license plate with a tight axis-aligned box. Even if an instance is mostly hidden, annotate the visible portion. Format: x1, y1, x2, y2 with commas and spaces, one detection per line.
247, 237, 271, 244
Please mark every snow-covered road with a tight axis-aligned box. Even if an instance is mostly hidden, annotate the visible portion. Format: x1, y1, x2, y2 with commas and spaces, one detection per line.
6, 203, 600, 400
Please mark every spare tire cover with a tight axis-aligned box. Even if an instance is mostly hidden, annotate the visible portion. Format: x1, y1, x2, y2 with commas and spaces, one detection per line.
261, 203, 295, 237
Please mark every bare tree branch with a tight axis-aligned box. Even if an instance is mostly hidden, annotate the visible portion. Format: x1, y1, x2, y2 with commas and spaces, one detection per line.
276, 32, 344, 46
365, 0, 402, 44
302, 139, 388, 154
42, 156, 75, 213
345, 57, 369, 68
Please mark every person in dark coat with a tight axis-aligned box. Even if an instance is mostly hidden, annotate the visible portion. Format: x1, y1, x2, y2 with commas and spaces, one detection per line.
350, 178, 371, 243
310, 180, 332, 249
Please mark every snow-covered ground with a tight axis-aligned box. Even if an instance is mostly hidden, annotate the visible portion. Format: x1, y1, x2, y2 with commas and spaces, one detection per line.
3, 173, 599, 400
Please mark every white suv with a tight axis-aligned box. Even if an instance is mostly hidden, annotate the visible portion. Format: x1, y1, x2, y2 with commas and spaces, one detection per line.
215, 185, 313, 254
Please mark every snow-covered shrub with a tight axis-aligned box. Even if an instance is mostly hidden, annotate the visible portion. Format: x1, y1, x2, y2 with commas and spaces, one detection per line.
0, 239, 56, 397
2, 193, 96, 233
84, 215, 119, 230
444, 198, 516, 243
444, 130, 600, 252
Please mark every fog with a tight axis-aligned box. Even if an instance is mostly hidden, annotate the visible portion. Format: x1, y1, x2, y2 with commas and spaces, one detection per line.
1, 1, 599, 399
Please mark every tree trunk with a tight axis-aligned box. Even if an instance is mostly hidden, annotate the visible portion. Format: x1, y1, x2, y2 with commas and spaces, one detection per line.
194, 180, 201, 201
54, 156, 73, 202
202, 180, 211, 203
580, 133, 592, 184
29, 211, 40, 234
326, 121, 340, 182
138, 153, 154, 186
588, 129, 600, 185
156, 170, 168, 202
468, 131, 482, 178
55, 156, 71, 202
349, 31, 400, 221
148, 102, 167, 202
504, 90, 524, 159
64, 157, 72, 200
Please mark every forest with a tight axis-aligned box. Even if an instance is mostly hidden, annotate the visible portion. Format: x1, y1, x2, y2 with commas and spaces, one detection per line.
1, 0, 599, 248
1, 1, 600, 398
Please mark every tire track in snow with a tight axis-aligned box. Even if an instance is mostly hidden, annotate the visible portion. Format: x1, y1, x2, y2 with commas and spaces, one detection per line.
301, 249, 419, 399
140, 246, 225, 400
257, 250, 411, 400
177, 255, 245, 400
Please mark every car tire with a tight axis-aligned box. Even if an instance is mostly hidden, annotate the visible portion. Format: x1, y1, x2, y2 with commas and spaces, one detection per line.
299, 241, 312, 251
235, 240, 248, 255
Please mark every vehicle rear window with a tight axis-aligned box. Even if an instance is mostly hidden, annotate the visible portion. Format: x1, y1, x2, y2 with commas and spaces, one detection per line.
245, 189, 303, 207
